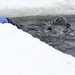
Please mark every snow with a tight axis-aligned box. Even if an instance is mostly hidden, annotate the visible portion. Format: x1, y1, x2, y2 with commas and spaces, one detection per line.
0, 23, 75, 75
0, 0, 74, 8
0, 0, 75, 17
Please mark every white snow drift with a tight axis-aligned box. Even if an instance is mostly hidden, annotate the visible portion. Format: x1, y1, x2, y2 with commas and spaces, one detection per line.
0, 23, 75, 75
0, 0, 75, 17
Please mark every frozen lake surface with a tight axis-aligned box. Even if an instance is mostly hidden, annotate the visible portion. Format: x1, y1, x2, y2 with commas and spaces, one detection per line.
0, 0, 75, 17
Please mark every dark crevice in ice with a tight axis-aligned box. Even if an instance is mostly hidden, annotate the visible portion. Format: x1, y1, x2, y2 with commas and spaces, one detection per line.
11, 16, 75, 57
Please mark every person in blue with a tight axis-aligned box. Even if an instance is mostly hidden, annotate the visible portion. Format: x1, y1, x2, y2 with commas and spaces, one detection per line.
0, 17, 13, 24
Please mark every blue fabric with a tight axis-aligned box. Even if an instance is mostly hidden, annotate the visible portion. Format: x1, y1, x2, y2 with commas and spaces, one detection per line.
6, 18, 12, 23
0, 17, 11, 23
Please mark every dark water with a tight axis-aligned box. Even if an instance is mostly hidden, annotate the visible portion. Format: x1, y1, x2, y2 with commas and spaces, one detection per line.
11, 15, 75, 57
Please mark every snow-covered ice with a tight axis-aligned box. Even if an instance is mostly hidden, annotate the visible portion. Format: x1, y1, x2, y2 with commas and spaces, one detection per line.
0, 0, 75, 74
0, 0, 75, 17
0, 23, 75, 75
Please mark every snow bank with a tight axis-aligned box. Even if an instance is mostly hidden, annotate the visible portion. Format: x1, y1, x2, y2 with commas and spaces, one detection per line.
0, 0, 75, 17
0, 23, 75, 75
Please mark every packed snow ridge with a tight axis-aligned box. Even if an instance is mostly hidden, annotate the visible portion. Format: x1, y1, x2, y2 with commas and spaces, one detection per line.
0, 23, 75, 75
0, 0, 75, 17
